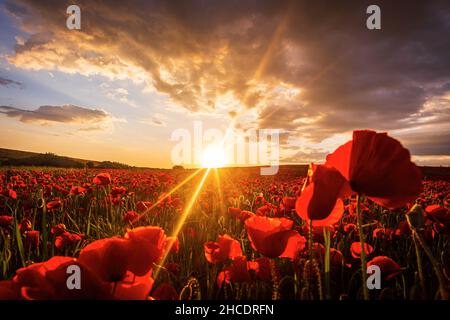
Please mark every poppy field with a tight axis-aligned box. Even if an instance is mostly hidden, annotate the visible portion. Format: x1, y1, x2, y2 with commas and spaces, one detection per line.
0, 131, 449, 300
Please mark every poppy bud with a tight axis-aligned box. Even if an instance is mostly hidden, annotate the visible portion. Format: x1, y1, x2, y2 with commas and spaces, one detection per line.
406, 204, 425, 231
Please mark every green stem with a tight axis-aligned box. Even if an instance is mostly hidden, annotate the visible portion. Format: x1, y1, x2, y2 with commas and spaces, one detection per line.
308, 219, 313, 297
323, 227, 331, 299
412, 230, 449, 300
356, 194, 369, 300
405, 206, 449, 300
413, 235, 426, 298
270, 259, 279, 300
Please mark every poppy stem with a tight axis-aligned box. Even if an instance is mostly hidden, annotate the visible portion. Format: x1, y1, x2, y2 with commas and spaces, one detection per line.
356, 194, 369, 300
405, 205, 449, 300
412, 235, 426, 298
411, 229, 449, 300
323, 227, 331, 299
270, 259, 279, 300
308, 219, 313, 298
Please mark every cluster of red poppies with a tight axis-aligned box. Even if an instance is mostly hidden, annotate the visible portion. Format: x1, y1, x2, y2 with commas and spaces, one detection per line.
0, 226, 181, 299
0, 130, 448, 300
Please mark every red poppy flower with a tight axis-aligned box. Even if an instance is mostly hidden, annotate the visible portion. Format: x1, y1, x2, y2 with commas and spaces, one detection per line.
344, 223, 357, 234
24, 230, 40, 250
350, 242, 374, 259
164, 236, 179, 254
124, 226, 167, 275
295, 164, 350, 225
51, 223, 67, 236
204, 234, 243, 264
54, 232, 83, 250
78, 237, 131, 282
244, 216, 300, 258
239, 210, 255, 221
367, 256, 402, 281
255, 195, 266, 206
217, 269, 230, 289
425, 205, 450, 225
0, 215, 13, 228
11, 256, 111, 299
325, 130, 422, 209
111, 186, 127, 198
123, 210, 138, 223
93, 173, 112, 186
372, 228, 384, 239
136, 201, 152, 213
256, 204, 274, 216
227, 207, 255, 221
70, 186, 86, 196
152, 283, 179, 300
227, 207, 242, 219
279, 232, 307, 260
113, 270, 154, 300
8, 189, 17, 199
282, 197, 296, 211
46, 200, 61, 211
217, 256, 253, 286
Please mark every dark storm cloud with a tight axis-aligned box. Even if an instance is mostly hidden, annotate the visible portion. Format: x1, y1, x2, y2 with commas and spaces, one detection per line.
4, 0, 450, 156
0, 104, 110, 124
394, 131, 450, 156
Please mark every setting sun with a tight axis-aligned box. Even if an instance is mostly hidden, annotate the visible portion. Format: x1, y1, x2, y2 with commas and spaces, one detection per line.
201, 145, 227, 168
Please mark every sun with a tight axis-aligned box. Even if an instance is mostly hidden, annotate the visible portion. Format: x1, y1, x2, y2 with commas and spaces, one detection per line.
201, 145, 226, 168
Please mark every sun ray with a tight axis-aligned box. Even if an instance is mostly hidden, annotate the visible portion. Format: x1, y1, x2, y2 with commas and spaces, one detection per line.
153, 168, 212, 281
256, 52, 349, 124
213, 168, 225, 216
132, 168, 203, 223
241, 0, 294, 107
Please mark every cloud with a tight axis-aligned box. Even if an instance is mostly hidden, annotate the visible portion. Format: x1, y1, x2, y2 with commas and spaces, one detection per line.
281, 148, 329, 164
99, 83, 137, 108
139, 113, 167, 127
3, 0, 450, 158
77, 126, 104, 132
0, 104, 111, 125
0, 77, 22, 88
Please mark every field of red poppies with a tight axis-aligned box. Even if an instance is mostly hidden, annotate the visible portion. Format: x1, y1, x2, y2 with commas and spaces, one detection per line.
0, 131, 449, 300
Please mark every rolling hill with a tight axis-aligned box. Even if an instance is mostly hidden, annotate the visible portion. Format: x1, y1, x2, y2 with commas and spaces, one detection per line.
0, 148, 131, 169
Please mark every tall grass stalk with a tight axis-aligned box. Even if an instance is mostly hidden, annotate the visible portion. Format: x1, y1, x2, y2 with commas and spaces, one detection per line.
356, 194, 369, 300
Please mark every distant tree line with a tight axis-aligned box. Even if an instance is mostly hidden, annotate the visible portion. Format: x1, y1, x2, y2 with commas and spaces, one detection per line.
0, 153, 131, 169
94, 161, 131, 169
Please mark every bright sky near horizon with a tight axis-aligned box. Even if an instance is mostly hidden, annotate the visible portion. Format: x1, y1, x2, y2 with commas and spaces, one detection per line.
0, 0, 449, 168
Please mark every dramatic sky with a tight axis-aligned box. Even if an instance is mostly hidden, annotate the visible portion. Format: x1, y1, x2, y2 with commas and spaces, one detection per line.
0, 0, 449, 167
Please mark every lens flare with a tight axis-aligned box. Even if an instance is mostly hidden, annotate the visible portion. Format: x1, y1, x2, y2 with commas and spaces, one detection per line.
201, 145, 226, 168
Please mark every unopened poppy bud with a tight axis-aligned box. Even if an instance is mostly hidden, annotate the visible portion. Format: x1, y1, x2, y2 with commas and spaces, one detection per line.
406, 204, 425, 231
